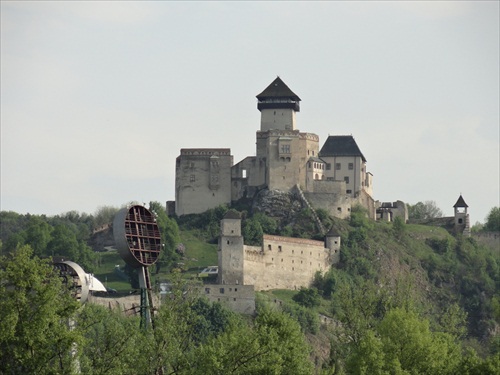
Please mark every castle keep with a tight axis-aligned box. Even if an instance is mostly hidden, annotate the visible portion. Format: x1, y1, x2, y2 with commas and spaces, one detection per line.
174, 77, 379, 219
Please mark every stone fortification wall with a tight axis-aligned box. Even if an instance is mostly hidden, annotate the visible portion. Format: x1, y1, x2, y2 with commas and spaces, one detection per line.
376, 200, 408, 223
472, 231, 500, 250
304, 190, 351, 219
201, 284, 255, 314
243, 234, 331, 291
88, 294, 142, 316
231, 156, 266, 201
175, 148, 233, 215
354, 190, 376, 219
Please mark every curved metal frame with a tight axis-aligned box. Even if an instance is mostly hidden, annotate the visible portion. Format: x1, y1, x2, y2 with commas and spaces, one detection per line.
53, 260, 90, 304
113, 205, 162, 269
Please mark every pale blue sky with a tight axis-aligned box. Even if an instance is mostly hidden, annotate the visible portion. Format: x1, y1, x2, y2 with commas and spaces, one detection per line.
1, 1, 498, 223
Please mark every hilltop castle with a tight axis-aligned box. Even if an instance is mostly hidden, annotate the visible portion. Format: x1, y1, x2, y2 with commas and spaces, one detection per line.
173, 77, 401, 221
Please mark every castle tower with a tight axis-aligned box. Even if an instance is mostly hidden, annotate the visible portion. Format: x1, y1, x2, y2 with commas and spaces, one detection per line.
218, 210, 245, 285
325, 228, 341, 265
256, 76, 301, 132
253, 77, 319, 192
453, 195, 470, 237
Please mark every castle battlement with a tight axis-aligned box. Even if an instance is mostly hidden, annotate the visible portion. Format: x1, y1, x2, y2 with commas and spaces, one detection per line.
263, 234, 324, 247
180, 148, 231, 156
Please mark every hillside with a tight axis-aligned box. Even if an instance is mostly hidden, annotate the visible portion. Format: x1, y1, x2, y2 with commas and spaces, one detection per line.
174, 205, 499, 361
1, 206, 498, 373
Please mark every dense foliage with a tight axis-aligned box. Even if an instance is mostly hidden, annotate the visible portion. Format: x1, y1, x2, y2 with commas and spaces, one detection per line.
484, 206, 500, 232
0, 249, 314, 374
1, 202, 499, 373
407, 200, 443, 220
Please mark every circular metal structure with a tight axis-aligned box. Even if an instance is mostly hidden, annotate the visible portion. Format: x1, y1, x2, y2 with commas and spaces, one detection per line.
113, 205, 162, 268
53, 261, 90, 304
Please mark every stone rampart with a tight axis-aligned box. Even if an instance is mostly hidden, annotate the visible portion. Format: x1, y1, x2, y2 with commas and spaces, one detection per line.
243, 236, 331, 291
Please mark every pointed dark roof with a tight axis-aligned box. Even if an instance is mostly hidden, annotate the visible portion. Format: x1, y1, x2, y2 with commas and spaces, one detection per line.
326, 226, 340, 237
319, 135, 367, 162
256, 77, 301, 101
224, 210, 241, 220
453, 195, 468, 208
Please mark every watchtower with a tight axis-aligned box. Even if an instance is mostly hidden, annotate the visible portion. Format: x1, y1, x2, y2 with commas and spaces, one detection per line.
453, 195, 470, 237
218, 210, 244, 285
257, 76, 301, 132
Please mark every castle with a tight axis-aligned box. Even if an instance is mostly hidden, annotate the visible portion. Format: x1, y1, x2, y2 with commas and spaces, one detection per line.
173, 77, 400, 221
197, 209, 340, 314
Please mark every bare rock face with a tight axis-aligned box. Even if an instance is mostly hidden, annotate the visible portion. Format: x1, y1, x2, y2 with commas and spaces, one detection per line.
252, 189, 303, 220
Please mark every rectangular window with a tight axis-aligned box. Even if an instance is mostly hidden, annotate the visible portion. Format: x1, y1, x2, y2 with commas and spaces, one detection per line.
242, 169, 247, 178
190, 175, 195, 182
336, 163, 341, 170
346, 189, 352, 194
344, 176, 349, 183
205, 288, 210, 294
281, 144, 290, 154
219, 288, 224, 294
326, 163, 331, 170
348, 163, 354, 170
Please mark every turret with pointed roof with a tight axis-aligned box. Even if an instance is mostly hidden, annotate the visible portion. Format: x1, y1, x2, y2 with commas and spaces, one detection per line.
256, 76, 301, 112
453, 194, 470, 236
256, 77, 301, 132
453, 195, 468, 208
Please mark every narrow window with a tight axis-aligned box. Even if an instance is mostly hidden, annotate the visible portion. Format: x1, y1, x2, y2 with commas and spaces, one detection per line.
220, 288, 225, 294
190, 175, 195, 182
348, 163, 354, 170
242, 169, 247, 178
336, 163, 341, 170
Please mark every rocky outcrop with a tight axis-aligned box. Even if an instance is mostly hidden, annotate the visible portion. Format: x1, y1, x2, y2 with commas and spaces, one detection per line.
252, 189, 303, 220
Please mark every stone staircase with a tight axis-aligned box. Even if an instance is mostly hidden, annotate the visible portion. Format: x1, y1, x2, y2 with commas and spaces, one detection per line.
293, 184, 326, 236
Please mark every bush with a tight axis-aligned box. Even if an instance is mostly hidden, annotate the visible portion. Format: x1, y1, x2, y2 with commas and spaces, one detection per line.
292, 287, 321, 308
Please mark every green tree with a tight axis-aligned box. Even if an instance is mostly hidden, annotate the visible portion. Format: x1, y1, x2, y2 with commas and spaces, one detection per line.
484, 207, 500, 232
76, 304, 146, 374
242, 217, 263, 246
192, 306, 314, 374
24, 215, 53, 257
253, 212, 278, 235
93, 205, 119, 227
0, 245, 81, 374
47, 224, 96, 272
378, 309, 460, 374
292, 286, 321, 308
149, 201, 181, 273
407, 201, 443, 220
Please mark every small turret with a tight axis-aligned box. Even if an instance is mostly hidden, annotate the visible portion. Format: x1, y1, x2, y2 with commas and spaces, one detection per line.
325, 228, 341, 264
453, 195, 470, 237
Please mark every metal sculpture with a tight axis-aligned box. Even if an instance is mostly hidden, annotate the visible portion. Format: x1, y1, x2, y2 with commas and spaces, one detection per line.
113, 204, 162, 328
53, 260, 107, 304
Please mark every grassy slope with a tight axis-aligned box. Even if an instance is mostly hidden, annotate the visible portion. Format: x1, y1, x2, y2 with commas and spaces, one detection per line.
91, 221, 498, 342
92, 229, 218, 293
